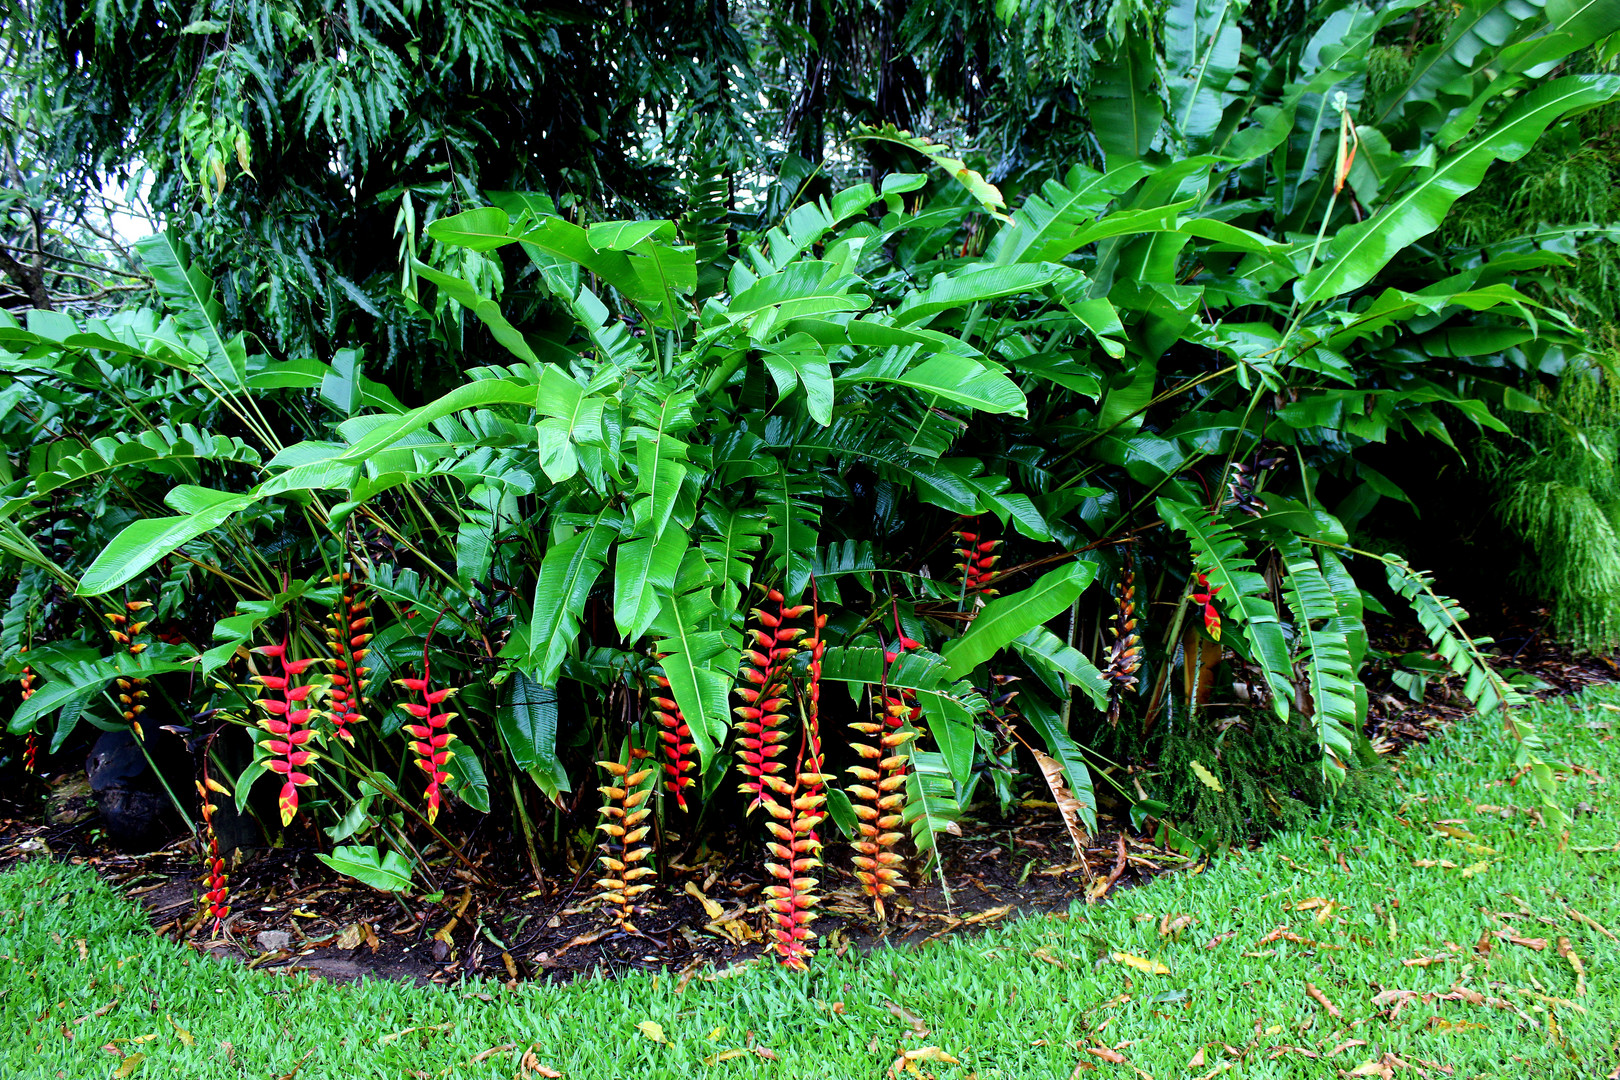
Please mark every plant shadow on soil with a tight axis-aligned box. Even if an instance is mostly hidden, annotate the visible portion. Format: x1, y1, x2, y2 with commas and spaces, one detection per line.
2, 609, 1615, 991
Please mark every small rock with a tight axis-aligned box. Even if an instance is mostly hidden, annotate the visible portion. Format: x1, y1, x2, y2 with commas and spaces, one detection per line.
256, 930, 292, 952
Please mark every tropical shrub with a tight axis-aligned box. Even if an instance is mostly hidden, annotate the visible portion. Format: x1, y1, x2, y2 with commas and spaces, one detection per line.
4, 0, 1618, 969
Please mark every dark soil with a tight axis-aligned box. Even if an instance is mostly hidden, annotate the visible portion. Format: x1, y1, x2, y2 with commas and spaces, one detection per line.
3, 606, 1614, 989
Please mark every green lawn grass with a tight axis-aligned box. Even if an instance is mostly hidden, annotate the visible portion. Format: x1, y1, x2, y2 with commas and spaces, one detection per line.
4, 688, 1618, 1080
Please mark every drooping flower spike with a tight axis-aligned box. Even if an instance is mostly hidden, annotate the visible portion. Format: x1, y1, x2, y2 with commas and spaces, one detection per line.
846, 623, 922, 919
734, 589, 811, 814
649, 654, 696, 811
952, 527, 1002, 597
594, 745, 656, 931
19, 647, 37, 773
195, 768, 232, 931
763, 588, 831, 969
323, 572, 373, 745
394, 633, 459, 824
1104, 556, 1142, 726
251, 639, 323, 826
107, 600, 154, 739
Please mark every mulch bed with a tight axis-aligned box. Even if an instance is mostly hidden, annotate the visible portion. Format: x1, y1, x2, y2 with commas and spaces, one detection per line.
3, 607, 1615, 988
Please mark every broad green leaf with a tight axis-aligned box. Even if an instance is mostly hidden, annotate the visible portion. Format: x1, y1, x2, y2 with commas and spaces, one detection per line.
498, 674, 572, 800
942, 562, 1098, 678
528, 515, 618, 685
613, 526, 688, 641
77, 487, 255, 596
315, 845, 414, 892
1300, 75, 1620, 302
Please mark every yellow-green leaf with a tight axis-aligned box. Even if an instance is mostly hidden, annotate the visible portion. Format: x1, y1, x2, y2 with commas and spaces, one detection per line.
1190, 760, 1224, 792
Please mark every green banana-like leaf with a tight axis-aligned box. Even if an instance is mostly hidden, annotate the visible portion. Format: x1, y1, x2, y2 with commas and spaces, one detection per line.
1012, 626, 1110, 710
135, 231, 246, 389
77, 486, 256, 596
1165, 0, 1243, 148
990, 162, 1152, 264
497, 674, 572, 800
612, 525, 687, 641
854, 124, 1009, 221
893, 263, 1065, 326
650, 588, 736, 770
900, 729, 964, 877
528, 514, 618, 685
942, 561, 1097, 678
36, 426, 260, 496
843, 352, 1027, 416
1300, 75, 1620, 302
1091, 35, 1164, 167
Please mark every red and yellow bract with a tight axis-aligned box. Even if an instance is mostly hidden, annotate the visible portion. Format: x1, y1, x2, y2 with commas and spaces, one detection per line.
846, 630, 920, 919
252, 639, 322, 826
394, 648, 459, 825
649, 655, 696, 811
323, 572, 373, 744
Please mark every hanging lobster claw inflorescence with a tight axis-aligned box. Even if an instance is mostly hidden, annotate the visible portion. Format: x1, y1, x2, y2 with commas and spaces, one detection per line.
846, 630, 922, 919
952, 527, 1002, 598
1103, 557, 1143, 726
734, 589, 811, 814
649, 654, 696, 811
763, 594, 831, 969
594, 745, 656, 931
323, 572, 373, 745
195, 766, 231, 932
251, 639, 323, 826
107, 600, 154, 739
394, 652, 460, 826
19, 646, 38, 773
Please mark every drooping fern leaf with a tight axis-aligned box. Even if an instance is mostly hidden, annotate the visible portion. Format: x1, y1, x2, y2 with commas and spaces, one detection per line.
1277, 539, 1358, 778
1382, 554, 1560, 822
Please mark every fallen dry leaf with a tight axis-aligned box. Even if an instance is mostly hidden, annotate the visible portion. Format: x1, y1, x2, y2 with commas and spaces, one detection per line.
520, 1049, 562, 1078
1426, 1018, 1486, 1033
1504, 934, 1548, 951
469, 1044, 515, 1064
1187, 1047, 1207, 1069
1556, 937, 1587, 997
636, 1021, 667, 1044
1158, 913, 1194, 937
336, 923, 363, 951
1110, 951, 1169, 975
1401, 954, 1451, 967
113, 1054, 146, 1078
1566, 905, 1616, 940
1190, 760, 1224, 793
1305, 982, 1342, 1020
1325, 1039, 1368, 1057
683, 881, 725, 921
168, 1016, 194, 1047
886, 1002, 928, 1037
1084, 1045, 1126, 1064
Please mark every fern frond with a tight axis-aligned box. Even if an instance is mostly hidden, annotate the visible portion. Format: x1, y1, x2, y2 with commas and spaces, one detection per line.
1382, 554, 1560, 823
1277, 539, 1358, 778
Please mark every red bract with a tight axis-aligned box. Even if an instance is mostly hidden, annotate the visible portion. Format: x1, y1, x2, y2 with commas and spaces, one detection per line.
194, 772, 230, 930
323, 573, 373, 745
649, 655, 695, 811
1190, 572, 1223, 641
763, 599, 830, 969
846, 631, 921, 919
394, 651, 459, 825
733, 589, 809, 815
19, 648, 37, 773
952, 528, 1002, 597
252, 640, 322, 826
594, 747, 656, 930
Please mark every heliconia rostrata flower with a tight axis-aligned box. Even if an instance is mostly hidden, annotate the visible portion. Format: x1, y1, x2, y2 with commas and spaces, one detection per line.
594, 746, 656, 930
846, 631, 921, 919
394, 655, 459, 825
1190, 571, 1223, 641
649, 655, 696, 811
953, 528, 1002, 597
323, 573, 373, 744
195, 771, 231, 929
1104, 561, 1142, 726
762, 599, 830, 969
252, 639, 322, 826
734, 589, 811, 813
19, 648, 37, 773
107, 600, 153, 738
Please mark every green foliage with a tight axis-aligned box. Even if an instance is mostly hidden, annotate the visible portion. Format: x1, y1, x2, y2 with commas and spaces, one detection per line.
3, 0, 1618, 906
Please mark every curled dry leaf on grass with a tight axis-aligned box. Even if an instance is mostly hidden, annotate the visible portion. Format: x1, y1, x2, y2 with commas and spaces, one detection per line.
1110, 951, 1170, 975
889, 1046, 961, 1078
636, 1021, 668, 1044
518, 1049, 562, 1078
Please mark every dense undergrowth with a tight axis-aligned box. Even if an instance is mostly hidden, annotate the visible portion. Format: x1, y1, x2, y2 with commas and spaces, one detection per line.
4, 0, 1620, 971
3, 684, 1616, 1079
